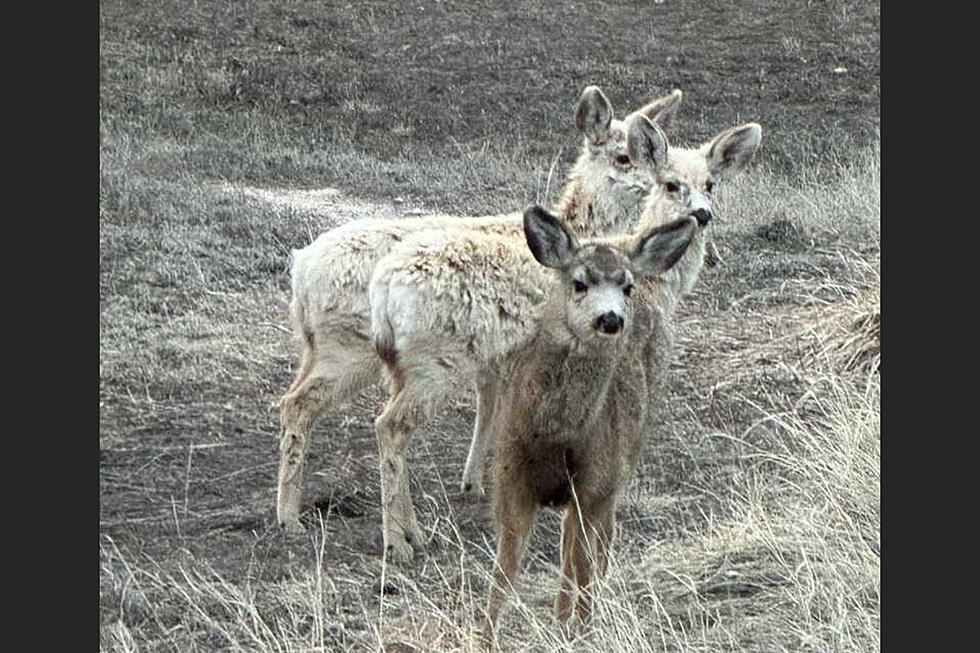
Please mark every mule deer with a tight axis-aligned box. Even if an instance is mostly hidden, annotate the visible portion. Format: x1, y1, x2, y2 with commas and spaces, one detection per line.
481, 207, 698, 645
368, 113, 761, 561
276, 86, 684, 533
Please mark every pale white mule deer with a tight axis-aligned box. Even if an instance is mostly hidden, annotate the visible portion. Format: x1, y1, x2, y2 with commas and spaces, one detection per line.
277, 86, 684, 533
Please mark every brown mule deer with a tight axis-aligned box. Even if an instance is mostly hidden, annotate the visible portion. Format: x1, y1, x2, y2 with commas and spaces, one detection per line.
481, 206, 699, 646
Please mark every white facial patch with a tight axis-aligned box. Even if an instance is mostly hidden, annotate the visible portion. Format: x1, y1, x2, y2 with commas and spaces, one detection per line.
586, 283, 627, 316
570, 281, 628, 339
689, 189, 712, 214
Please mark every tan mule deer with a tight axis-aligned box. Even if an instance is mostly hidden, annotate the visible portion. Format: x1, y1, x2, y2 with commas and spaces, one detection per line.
481, 206, 699, 646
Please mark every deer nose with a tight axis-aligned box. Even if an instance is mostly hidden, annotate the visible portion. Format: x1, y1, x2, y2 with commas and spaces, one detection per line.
594, 312, 624, 335
692, 208, 712, 225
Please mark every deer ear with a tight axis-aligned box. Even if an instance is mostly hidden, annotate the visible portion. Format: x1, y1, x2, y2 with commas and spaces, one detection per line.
626, 113, 669, 174
523, 205, 579, 269
636, 89, 682, 130
704, 123, 762, 177
575, 85, 614, 145
630, 216, 698, 277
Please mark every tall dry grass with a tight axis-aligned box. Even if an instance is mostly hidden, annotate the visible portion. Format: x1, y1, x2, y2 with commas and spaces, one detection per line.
100, 371, 879, 652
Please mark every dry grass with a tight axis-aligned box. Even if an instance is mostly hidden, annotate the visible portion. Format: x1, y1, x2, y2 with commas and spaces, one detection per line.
100, 146, 881, 651
100, 2, 879, 650
814, 265, 880, 376
100, 371, 879, 653
100, 144, 881, 651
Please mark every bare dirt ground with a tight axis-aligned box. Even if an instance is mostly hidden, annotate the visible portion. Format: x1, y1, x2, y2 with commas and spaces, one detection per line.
100, 2, 879, 651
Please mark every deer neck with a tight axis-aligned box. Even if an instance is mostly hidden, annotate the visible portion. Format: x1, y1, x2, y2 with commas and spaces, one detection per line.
525, 309, 628, 439
636, 192, 708, 309
553, 148, 650, 238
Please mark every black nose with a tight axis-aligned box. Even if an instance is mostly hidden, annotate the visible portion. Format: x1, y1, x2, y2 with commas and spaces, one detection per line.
692, 208, 712, 225
594, 311, 624, 335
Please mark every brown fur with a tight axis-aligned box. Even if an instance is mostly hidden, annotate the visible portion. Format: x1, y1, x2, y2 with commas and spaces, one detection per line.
481, 210, 694, 645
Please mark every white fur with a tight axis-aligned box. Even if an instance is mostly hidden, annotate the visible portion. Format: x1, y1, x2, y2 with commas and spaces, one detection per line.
276, 87, 685, 543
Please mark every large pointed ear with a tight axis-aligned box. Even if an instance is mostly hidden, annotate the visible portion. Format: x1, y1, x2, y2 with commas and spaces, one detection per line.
630, 216, 698, 277
625, 112, 669, 175
636, 89, 682, 130
704, 123, 762, 177
523, 205, 579, 269
575, 85, 614, 145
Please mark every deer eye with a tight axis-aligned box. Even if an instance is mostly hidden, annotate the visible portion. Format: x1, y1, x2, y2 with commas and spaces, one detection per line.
615, 154, 631, 166
665, 180, 681, 193
705, 180, 715, 192
573, 279, 588, 293
623, 284, 633, 297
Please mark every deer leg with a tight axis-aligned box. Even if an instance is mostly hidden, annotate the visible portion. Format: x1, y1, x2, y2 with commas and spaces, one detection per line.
284, 338, 314, 398
277, 335, 381, 534
277, 374, 331, 533
574, 498, 615, 623
374, 383, 424, 564
554, 505, 582, 626
591, 499, 616, 581
482, 482, 536, 649
283, 299, 314, 397
373, 340, 462, 561
461, 372, 500, 496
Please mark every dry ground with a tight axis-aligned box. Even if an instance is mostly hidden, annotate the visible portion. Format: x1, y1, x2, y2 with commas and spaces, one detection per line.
100, 2, 880, 651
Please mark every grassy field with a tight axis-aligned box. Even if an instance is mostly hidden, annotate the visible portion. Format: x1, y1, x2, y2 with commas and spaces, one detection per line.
100, 1, 880, 651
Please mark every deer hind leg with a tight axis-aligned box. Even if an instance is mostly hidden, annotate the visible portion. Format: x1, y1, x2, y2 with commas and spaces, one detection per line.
277, 332, 382, 533
374, 386, 423, 564
373, 341, 461, 562
482, 482, 537, 649
461, 371, 500, 496
284, 332, 315, 397
283, 299, 314, 396
277, 373, 326, 534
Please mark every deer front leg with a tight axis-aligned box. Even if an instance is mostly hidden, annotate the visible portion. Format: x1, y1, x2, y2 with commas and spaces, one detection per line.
554, 506, 582, 625
574, 498, 616, 623
482, 483, 536, 649
591, 500, 616, 581
461, 373, 500, 496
